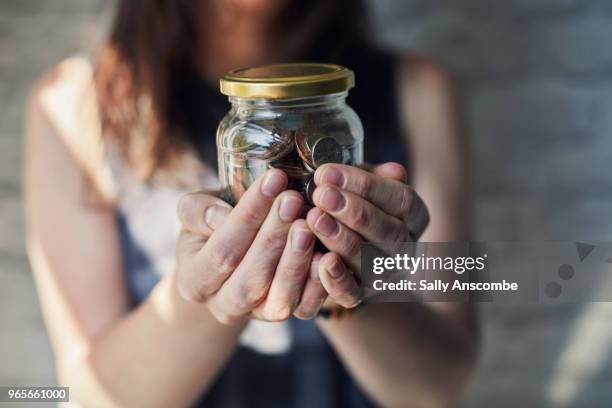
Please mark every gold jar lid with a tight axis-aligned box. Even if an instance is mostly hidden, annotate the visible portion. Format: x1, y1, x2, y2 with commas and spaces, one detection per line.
220, 63, 354, 99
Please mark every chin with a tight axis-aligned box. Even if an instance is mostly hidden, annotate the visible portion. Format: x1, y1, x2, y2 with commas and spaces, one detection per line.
226, 0, 291, 16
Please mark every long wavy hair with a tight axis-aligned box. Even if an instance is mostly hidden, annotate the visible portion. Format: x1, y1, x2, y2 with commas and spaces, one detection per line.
94, 0, 365, 180
94, 1, 201, 180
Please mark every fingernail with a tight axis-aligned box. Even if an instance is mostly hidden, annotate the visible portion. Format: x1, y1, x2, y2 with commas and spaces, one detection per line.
205, 205, 230, 230
313, 212, 339, 237
321, 167, 344, 187
292, 228, 314, 252
327, 260, 345, 279
261, 171, 286, 197
318, 187, 345, 212
279, 196, 302, 222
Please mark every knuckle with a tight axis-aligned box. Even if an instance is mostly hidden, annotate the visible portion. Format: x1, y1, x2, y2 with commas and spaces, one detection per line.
352, 204, 371, 230
226, 288, 253, 313
236, 281, 268, 311
279, 263, 307, 281
358, 173, 374, 197
238, 200, 264, 225
263, 305, 292, 322
342, 235, 362, 259
399, 185, 415, 218
209, 243, 242, 275
246, 285, 268, 308
260, 229, 289, 253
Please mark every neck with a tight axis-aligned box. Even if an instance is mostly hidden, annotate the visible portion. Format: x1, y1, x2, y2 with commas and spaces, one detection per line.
198, 0, 339, 80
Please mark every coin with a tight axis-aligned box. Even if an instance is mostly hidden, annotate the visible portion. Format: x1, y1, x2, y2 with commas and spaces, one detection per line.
294, 129, 314, 168
260, 145, 289, 161
311, 137, 343, 167
268, 146, 312, 179
258, 130, 294, 160
305, 176, 316, 205
237, 123, 293, 160
303, 159, 315, 173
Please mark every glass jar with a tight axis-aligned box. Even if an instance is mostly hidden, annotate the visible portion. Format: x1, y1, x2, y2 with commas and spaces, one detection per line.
217, 63, 363, 205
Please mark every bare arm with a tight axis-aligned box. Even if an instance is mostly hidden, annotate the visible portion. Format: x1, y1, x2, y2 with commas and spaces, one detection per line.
309, 58, 477, 407
25, 61, 243, 407
401, 57, 470, 242
26, 59, 345, 407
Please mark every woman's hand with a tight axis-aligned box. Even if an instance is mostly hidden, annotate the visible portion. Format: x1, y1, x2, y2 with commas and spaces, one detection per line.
175, 169, 328, 324
306, 162, 430, 308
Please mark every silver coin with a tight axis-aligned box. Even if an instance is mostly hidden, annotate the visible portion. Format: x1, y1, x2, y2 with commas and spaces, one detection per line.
305, 176, 316, 205
311, 137, 343, 167
303, 159, 316, 173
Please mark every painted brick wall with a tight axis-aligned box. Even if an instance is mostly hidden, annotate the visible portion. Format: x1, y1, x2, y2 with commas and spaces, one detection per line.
367, 1, 612, 406
0, 0, 104, 390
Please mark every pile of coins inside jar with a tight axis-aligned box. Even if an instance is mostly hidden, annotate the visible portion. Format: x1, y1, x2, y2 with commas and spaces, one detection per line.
224, 122, 345, 206
218, 62, 363, 208
267, 127, 344, 205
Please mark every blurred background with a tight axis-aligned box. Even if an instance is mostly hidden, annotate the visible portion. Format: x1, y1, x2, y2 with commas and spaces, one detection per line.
1, 0, 611, 406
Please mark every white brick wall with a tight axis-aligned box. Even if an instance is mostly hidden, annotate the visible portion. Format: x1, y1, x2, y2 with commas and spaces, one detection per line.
367, 1, 612, 406
0, 0, 104, 390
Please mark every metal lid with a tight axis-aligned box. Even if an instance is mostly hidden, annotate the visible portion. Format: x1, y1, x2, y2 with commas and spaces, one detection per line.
220, 63, 355, 99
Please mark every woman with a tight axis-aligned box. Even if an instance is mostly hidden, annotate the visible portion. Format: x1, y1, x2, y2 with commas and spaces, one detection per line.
25, 0, 476, 406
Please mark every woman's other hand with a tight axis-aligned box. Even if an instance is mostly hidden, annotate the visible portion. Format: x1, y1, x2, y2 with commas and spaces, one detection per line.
306, 162, 430, 308
176, 169, 327, 324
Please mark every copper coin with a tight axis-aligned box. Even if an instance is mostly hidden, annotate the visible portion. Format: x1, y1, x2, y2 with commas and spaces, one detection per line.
259, 131, 294, 160
236, 123, 293, 160
294, 129, 314, 168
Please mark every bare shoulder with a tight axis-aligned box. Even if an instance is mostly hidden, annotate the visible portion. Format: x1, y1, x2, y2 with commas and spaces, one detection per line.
29, 56, 95, 119
395, 55, 463, 146
27, 56, 114, 201
397, 55, 458, 93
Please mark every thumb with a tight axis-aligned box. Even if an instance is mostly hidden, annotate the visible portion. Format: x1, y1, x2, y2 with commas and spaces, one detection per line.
371, 162, 408, 183
177, 190, 233, 237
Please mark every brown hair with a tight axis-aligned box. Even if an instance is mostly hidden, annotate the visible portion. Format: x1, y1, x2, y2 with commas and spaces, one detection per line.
94, 0, 365, 180
95, 1, 200, 180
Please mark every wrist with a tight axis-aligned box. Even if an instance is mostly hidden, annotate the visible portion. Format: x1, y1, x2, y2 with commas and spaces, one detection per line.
161, 272, 247, 335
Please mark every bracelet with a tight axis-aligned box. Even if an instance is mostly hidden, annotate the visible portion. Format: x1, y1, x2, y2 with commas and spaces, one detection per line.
317, 303, 364, 319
